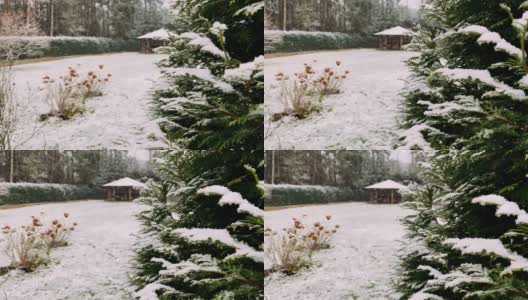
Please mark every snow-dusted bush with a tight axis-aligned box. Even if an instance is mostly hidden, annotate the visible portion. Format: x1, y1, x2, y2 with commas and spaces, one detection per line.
275, 69, 322, 119
41, 213, 78, 250
1, 223, 49, 272
0, 183, 96, 205
41, 65, 112, 120
0, 36, 139, 60
265, 183, 365, 207
274, 61, 350, 119
265, 30, 375, 54
1, 212, 79, 272
265, 215, 339, 275
265, 222, 311, 275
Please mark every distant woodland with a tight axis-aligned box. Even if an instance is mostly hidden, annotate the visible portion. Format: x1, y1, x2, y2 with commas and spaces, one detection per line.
0, 0, 170, 37
265, 0, 423, 32
265, 150, 425, 187
0, 150, 159, 185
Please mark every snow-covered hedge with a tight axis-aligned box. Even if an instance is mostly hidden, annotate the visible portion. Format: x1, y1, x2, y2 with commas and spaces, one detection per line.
265, 30, 376, 54
265, 183, 367, 206
0, 183, 98, 205
0, 36, 139, 59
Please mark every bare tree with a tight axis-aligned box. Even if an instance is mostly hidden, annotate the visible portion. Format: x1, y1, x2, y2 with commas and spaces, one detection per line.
0, 11, 42, 62
0, 66, 16, 152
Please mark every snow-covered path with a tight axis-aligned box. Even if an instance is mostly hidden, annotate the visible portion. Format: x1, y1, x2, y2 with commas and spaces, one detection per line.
265, 49, 416, 150
0, 200, 144, 299
12, 52, 166, 150
265, 202, 407, 300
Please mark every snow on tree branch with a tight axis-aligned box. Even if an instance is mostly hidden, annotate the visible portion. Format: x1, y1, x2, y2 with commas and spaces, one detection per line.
172, 228, 263, 262
472, 194, 528, 224
179, 32, 226, 58
398, 124, 439, 151
198, 185, 264, 217
434, 68, 527, 101
151, 255, 222, 277
459, 25, 523, 59
444, 238, 528, 274
134, 283, 176, 300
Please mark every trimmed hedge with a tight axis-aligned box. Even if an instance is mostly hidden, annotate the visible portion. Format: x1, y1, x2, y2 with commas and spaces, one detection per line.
0, 36, 140, 59
265, 30, 376, 54
265, 184, 368, 207
0, 183, 101, 205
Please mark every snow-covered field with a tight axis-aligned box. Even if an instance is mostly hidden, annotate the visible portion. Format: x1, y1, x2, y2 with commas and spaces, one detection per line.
0, 200, 144, 299
265, 202, 408, 300
12, 52, 166, 150
265, 49, 416, 150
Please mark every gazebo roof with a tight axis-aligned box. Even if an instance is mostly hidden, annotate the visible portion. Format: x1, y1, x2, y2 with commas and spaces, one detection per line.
103, 177, 146, 188
375, 26, 415, 36
365, 180, 406, 190
137, 28, 173, 40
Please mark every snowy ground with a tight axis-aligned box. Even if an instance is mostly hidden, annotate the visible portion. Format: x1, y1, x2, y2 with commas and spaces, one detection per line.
0, 200, 144, 299
265, 202, 408, 300
12, 52, 166, 150
265, 49, 416, 150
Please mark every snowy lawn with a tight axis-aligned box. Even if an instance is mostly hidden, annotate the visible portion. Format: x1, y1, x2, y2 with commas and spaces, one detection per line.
265, 202, 408, 300
0, 200, 144, 299
12, 52, 166, 150
265, 49, 416, 150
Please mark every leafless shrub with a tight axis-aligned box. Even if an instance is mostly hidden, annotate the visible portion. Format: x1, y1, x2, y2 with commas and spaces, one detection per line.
41, 213, 78, 250
265, 214, 339, 275
275, 66, 322, 119
41, 65, 112, 120
265, 225, 310, 275
1, 223, 48, 272
1, 212, 78, 272
274, 61, 350, 119
0, 11, 42, 62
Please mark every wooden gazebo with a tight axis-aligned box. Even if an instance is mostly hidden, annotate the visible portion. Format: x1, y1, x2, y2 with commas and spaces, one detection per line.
137, 28, 173, 53
365, 180, 407, 204
103, 177, 146, 201
374, 26, 415, 50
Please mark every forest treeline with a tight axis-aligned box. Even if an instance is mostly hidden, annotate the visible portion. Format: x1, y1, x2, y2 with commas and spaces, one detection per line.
0, 150, 158, 185
265, 0, 422, 33
265, 150, 425, 187
0, 0, 169, 38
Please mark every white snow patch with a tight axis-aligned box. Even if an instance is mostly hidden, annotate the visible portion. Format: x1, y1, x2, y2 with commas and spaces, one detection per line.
265, 202, 409, 300
265, 49, 417, 150
0, 200, 145, 299
197, 185, 231, 196
134, 283, 175, 300
12, 52, 166, 150
103, 177, 146, 188
365, 179, 407, 190
398, 123, 438, 151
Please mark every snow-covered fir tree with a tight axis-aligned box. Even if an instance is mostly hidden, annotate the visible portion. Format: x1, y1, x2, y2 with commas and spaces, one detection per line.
153, 0, 264, 150
397, 1, 528, 299
131, 1, 264, 299
132, 150, 264, 299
